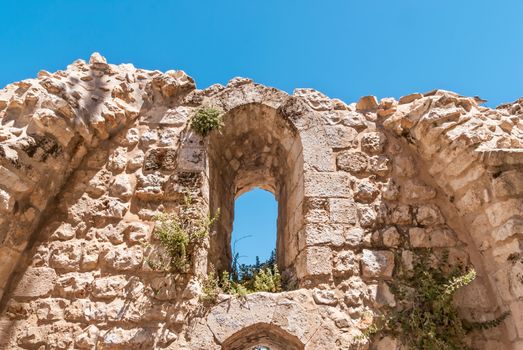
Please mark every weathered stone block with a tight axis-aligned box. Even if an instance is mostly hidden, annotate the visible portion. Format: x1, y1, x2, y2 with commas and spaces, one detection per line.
49, 241, 82, 271
102, 245, 143, 271
486, 199, 523, 227
361, 249, 394, 278
329, 198, 357, 224
296, 246, 333, 277
92, 275, 128, 299
13, 267, 56, 298
360, 132, 386, 154
299, 223, 345, 249
101, 327, 155, 349
409, 227, 457, 248
55, 272, 94, 298
336, 151, 368, 173
333, 250, 359, 276
304, 172, 351, 198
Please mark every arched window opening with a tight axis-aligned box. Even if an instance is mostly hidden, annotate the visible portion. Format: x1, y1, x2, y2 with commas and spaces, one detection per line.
206, 103, 304, 283
231, 188, 277, 280
221, 323, 304, 350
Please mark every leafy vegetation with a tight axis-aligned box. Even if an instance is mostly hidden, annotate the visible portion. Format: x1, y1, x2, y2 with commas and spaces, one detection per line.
362, 249, 510, 350
190, 106, 223, 136
201, 250, 282, 303
146, 196, 219, 274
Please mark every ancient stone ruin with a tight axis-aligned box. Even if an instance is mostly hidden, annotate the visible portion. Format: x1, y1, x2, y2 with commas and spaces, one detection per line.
0, 53, 522, 349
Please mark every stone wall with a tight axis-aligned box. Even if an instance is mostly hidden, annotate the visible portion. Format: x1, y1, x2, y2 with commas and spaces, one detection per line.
0, 53, 521, 349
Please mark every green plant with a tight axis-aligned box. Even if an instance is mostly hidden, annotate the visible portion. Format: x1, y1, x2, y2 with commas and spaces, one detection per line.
147, 196, 219, 274
362, 249, 510, 350
190, 106, 223, 136
200, 261, 283, 303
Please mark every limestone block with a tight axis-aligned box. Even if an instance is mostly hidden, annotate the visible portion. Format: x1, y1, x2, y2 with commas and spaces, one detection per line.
144, 147, 177, 171
294, 88, 333, 111
333, 250, 360, 276
329, 198, 357, 224
95, 223, 125, 244
110, 174, 134, 200
368, 155, 391, 176
124, 222, 151, 244
360, 132, 386, 154
55, 272, 94, 298
49, 222, 76, 241
382, 227, 401, 247
127, 150, 144, 171
345, 227, 364, 246
492, 239, 522, 265
336, 151, 368, 173
361, 249, 394, 278
387, 204, 412, 225
303, 197, 329, 223
107, 147, 128, 173
358, 205, 378, 228
324, 125, 358, 148
312, 288, 338, 305
178, 147, 205, 172
297, 246, 333, 277
447, 163, 485, 192
101, 327, 154, 349
5, 300, 31, 319
376, 282, 396, 307
409, 227, 457, 248
34, 298, 69, 321
92, 275, 128, 299
49, 242, 82, 271
354, 179, 380, 203
13, 267, 56, 298
17, 326, 47, 348
356, 96, 378, 111
0, 166, 30, 193
120, 128, 140, 147
93, 198, 129, 220
393, 154, 417, 177
493, 218, 523, 242
415, 204, 444, 226
135, 172, 167, 199
65, 299, 107, 322
82, 243, 101, 270
304, 172, 351, 198
299, 223, 345, 249
486, 199, 523, 227
492, 169, 523, 198
102, 245, 143, 271
75, 325, 100, 349
402, 179, 436, 201
510, 259, 523, 299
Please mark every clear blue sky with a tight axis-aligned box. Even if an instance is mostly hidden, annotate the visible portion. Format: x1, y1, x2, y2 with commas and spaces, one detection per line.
2, 1, 522, 265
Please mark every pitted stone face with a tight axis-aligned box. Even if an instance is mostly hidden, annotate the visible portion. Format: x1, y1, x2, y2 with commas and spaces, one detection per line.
0, 53, 521, 349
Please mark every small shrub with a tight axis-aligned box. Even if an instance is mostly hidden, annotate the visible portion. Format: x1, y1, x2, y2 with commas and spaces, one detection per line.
190, 106, 223, 136
200, 260, 282, 303
147, 196, 219, 274
361, 249, 510, 349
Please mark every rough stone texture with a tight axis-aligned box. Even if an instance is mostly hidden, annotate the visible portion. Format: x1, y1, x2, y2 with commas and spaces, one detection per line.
0, 53, 520, 349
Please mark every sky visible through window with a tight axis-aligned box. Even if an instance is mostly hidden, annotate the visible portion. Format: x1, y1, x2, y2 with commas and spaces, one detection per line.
231, 189, 277, 267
